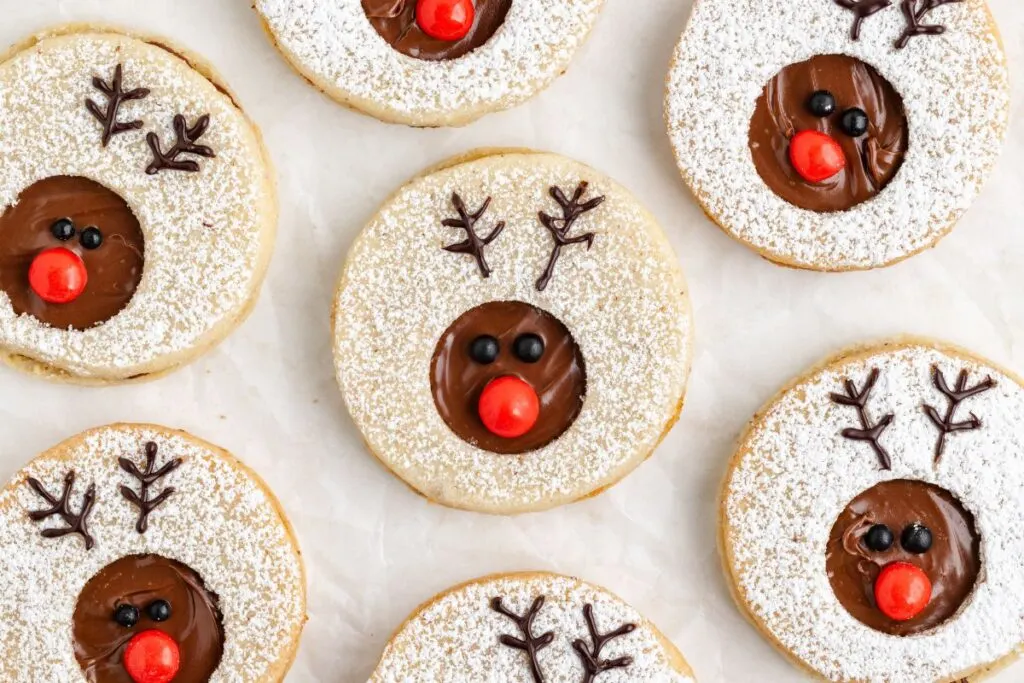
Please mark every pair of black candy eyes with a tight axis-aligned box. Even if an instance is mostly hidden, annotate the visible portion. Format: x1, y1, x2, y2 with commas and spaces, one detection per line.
806, 91, 870, 138
863, 522, 933, 554
469, 334, 545, 365
113, 599, 172, 628
50, 218, 103, 250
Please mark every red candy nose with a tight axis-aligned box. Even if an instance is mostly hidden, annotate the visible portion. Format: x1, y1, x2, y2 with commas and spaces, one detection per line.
788, 130, 846, 183
28, 247, 88, 304
478, 375, 540, 439
874, 562, 932, 622
416, 0, 476, 41
123, 630, 180, 683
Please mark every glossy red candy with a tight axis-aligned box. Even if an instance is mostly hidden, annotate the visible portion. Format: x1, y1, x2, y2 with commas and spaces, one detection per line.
416, 0, 475, 42
123, 630, 181, 683
28, 247, 88, 304
788, 130, 846, 183
478, 375, 540, 438
874, 562, 932, 622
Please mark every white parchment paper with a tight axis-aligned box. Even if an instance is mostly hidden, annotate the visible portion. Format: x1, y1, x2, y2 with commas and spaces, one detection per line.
0, 0, 1022, 681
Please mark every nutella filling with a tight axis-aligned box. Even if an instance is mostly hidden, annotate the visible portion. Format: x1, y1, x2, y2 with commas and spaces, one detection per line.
363, 0, 513, 61
0, 176, 144, 330
826, 480, 980, 636
73, 554, 224, 683
431, 300, 586, 454
749, 54, 908, 212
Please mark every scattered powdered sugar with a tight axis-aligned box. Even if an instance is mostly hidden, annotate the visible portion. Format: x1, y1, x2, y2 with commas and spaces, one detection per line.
0, 31, 273, 378
254, 0, 604, 124
723, 343, 1024, 682
370, 573, 692, 682
0, 424, 305, 682
666, 0, 1009, 269
333, 153, 692, 513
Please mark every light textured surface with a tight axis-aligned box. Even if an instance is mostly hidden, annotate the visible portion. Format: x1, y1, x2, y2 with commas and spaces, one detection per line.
0, 0, 1022, 681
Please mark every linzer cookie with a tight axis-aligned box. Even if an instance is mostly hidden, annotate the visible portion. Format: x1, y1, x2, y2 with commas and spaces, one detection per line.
666, 0, 1009, 270
253, 0, 604, 126
370, 572, 695, 681
333, 150, 692, 513
0, 27, 276, 383
721, 338, 1024, 681
0, 423, 305, 683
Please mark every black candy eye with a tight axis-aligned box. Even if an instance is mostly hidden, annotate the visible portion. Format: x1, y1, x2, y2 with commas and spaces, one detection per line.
79, 226, 103, 250
513, 334, 544, 363
863, 524, 894, 552
113, 603, 139, 628
840, 108, 870, 137
807, 90, 836, 117
901, 523, 932, 554
50, 218, 75, 241
146, 599, 172, 622
469, 335, 499, 365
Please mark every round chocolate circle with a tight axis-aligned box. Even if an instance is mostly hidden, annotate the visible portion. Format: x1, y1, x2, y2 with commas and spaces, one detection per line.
362, 0, 512, 61
0, 175, 144, 331
72, 554, 223, 682
430, 300, 586, 455
826, 479, 980, 636
748, 54, 908, 213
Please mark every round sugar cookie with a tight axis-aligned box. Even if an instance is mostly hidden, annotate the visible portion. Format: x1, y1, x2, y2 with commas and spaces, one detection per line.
0, 423, 306, 683
253, 0, 605, 127
666, 0, 1009, 270
370, 572, 695, 681
332, 149, 692, 514
0, 26, 276, 384
721, 338, 1024, 681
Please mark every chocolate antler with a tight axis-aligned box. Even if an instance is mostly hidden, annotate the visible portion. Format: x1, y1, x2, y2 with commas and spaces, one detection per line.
119, 442, 183, 533
923, 366, 995, 462
146, 114, 216, 175
833, 0, 893, 40
536, 183, 605, 292
573, 604, 636, 683
896, 0, 963, 48
830, 368, 895, 470
85, 64, 151, 147
442, 193, 506, 278
26, 471, 97, 549
491, 596, 555, 683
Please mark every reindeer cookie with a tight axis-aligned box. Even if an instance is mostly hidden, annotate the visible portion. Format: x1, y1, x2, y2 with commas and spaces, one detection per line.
0, 27, 276, 383
333, 150, 692, 514
666, 0, 1009, 270
721, 338, 1024, 681
370, 572, 695, 681
253, 0, 604, 126
0, 424, 305, 683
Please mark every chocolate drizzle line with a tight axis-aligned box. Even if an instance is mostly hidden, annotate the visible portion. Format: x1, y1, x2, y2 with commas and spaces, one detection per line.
442, 193, 506, 278
146, 114, 215, 175
924, 366, 995, 462
536, 183, 605, 292
830, 368, 895, 470
491, 596, 555, 683
833, 0, 893, 40
85, 64, 151, 147
119, 441, 183, 533
26, 471, 96, 549
573, 604, 636, 682
897, 0, 963, 48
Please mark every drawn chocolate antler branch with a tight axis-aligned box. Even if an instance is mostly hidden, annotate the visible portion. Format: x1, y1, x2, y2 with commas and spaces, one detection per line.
833, 0, 963, 48
26, 471, 97, 549
573, 604, 636, 682
85, 64, 151, 147
146, 114, 216, 174
923, 366, 995, 462
833, 0, 893, 40
830, 368, 895, 470
491, 596, 555, 683
442, 193, 506, 278
535, 183, 605, 292
119, 441, 183, 533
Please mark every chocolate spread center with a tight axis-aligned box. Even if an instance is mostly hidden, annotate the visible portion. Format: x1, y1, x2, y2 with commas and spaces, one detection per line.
363, 0, 513, 61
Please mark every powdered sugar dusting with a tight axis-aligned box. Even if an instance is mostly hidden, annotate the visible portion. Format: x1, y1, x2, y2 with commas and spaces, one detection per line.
0, 31, 273, 379
255, 0, 604, 125
370, 573, 692, 682
666, 0, 1009, 269
724, 343, 1024, 681
0, 425, 305, 682
333, 153, 692, 513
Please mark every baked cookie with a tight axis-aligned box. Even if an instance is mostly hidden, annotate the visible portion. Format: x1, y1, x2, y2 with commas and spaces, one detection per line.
0, 26, 276, 384
333, 150, 692, 514
370, 572, 695, 681
253, 0, 604, 126
666, 0, 1009, 270
721, 338, 1024, 681
0, 423, 305, 683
